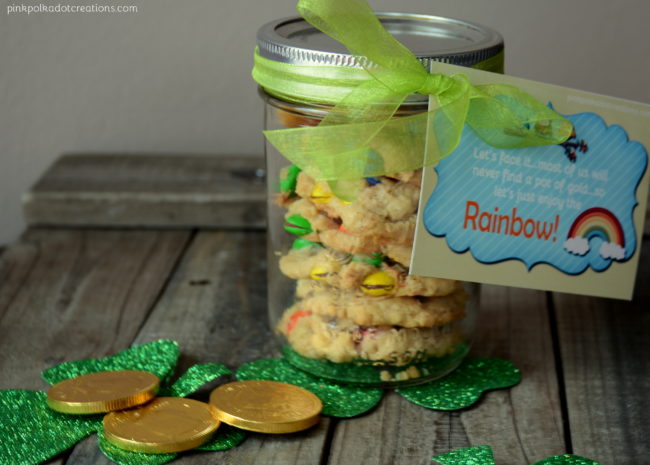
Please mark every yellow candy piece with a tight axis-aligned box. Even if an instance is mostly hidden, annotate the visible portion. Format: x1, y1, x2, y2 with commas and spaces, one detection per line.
310, 184, 333, 203
310, 266, 331, 281
360, 271, 395, 296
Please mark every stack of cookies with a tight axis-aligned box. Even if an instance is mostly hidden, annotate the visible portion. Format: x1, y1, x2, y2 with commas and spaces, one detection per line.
276, 168, 468, 381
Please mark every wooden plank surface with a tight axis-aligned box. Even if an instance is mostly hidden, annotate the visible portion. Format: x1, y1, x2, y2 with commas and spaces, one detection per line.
23, 154, 266, 229
552, 238, 650, 464
22, 154, 650, 234
64, 230, 331, 465
3, 151, 649, 465
0, 229, 190, 465
462, 286, 566, 464
1, 225, 646, 465
327, 285, 566, 465
0, 228, 190, 391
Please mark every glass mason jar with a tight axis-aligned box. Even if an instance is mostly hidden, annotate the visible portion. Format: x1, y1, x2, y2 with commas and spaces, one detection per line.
257, 13, 503, 386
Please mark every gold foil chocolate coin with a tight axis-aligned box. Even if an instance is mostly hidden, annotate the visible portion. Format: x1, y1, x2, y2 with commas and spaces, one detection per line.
103, 397, 221, 454
47, 370, 159, 414
209, 380, 322, 433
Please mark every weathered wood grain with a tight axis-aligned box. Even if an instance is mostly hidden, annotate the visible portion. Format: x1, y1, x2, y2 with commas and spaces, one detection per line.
462, 286, 566, 465
0, 229, 190, 391
23, 154, 266, 229
328, 391, 470, 465
327, 285, 565, 465
552, 239, 650, 464
65, 230, 331, 465
0, 238, 38, 323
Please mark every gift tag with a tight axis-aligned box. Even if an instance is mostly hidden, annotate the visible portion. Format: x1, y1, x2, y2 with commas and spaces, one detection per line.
412, 61, 649, 300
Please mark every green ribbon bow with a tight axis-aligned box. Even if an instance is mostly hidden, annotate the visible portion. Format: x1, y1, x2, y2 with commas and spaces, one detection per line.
254, 0, 572, 199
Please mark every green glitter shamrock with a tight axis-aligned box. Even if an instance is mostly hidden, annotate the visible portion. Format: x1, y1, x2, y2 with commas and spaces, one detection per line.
236, 348, 521, 418
432, 445, 601, 465
0, 340, 245, 465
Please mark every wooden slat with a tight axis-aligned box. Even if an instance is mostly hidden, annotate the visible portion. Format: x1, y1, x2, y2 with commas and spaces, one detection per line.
0, 228, 190, 391
21, 154, 650, 234
553, 238, 650, 464
327, 285, 566, 465
0, 239, 38, 323
65, 230, 331, 465
23, 154, 266, 229
328, 392, 470, 465
462, 286, 565, 463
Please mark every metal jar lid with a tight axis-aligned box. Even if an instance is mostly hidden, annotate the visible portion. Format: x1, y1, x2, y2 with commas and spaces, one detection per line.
257, 13, 504, 70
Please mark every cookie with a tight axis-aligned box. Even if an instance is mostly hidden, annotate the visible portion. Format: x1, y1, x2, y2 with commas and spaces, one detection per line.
380, 244, 412, 267
284, 198, 415, 254
279, 246, 374, 289
317, 228, 389, 255
294, 280, 466, 327
279, 246, 461, 297
384, 169, 422, 188
295, 172, 420, 228
284, 198, 339, 241
278, 306, 462, 366
275, 165, 302, 206
274, 159, 470, 379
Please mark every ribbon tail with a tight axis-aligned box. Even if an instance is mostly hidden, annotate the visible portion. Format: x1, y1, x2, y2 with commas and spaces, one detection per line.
424, 77, 471, 164
264, 89, 470, 183
468, 84, 573, 148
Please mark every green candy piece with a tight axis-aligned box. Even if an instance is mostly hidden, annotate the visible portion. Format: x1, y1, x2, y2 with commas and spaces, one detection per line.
280, 165, 301, 194
284, 214, 313, 236
351, 252, 383, 267
291, 238, 322, 250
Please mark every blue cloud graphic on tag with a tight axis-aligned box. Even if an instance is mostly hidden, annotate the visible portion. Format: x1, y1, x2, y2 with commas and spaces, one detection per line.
423, 110, 647, 274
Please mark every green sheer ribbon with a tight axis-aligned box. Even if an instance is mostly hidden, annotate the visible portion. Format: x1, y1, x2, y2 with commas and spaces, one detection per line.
255, 0, 572, 198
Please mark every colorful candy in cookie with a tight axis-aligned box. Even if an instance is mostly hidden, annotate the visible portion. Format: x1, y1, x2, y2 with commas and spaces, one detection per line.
309, 183, 334, 203
284, 214, 313, 236
285, 310, 311, 334
351, 252, 383, 267
290, 172, 420, 251
291, 238, 322, 250
280, 245, 462, 296
309, 265, 338, 281
285, 199, 340, 239
294, 282, 467, 328
295, 171, 420, 225
278, 305, 463, 366
280, 165, 301, 195
275, 162, 469, 381
360, 271, 395, 296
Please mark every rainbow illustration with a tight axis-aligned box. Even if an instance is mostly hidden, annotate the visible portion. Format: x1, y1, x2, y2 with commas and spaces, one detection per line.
563, 207, 626, 260
567, 207, 625, 247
